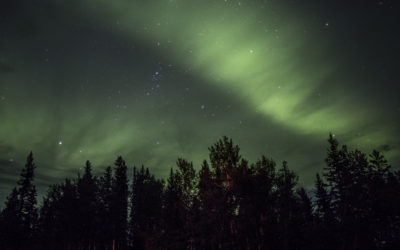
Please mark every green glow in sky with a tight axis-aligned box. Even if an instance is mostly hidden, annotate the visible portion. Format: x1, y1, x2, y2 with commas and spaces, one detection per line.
0, 0, 399, 202
81, 0, 382, 136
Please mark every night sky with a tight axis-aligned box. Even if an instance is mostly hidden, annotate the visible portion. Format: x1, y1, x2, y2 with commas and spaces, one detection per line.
1, 0, 399, 203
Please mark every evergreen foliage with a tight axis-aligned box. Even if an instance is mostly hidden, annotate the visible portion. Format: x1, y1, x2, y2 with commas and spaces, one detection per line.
1, 136, 400, 249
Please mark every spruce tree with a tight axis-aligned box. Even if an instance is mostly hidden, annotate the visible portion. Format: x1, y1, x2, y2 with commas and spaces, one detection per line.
0, 152, 38, 248
0, 188, 23, 249
38, 184, 62, 248
315, 173, 333, 222
206, 137, 242, 248
197, 160, 217, 248
18, 152, 38, 238
162, 168, 186, 249
98, 166, 114, 248
275, 161, 298, 250
112, 156, 128, 249
175, 158, 197, 248
129, 166, 163, 249
77, 160, 97, 248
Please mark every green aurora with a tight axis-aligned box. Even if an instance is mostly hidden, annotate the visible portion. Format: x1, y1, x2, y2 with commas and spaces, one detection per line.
0, 0, 399, 202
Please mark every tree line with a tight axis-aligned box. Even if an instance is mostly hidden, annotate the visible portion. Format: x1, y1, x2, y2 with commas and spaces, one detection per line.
0, 135, 399, 250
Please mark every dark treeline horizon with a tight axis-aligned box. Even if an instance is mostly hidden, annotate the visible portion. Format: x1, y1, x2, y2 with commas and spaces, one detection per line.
1, 135, 399, 250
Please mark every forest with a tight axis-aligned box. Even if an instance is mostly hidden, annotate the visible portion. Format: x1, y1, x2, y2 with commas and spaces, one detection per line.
0, 135, 399, 250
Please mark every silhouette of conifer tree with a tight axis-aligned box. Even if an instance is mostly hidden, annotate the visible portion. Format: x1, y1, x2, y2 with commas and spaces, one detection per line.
0, 152, 37, 249
112, 156, 129, 249
129, 166, 163, 249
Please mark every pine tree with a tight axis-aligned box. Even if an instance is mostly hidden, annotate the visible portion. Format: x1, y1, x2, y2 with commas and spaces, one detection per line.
40, 178, 80, 249
175, 158, 197, 248
77, 160, 97, 248
295, 188, 314, 249
175, 158, 197, 210
369, 150, 389, 176
98, 166, 114, 248
1, 134, 399, 249
0, 188, 23, 249
197, 160, 218, 249
161, 168, 186, 249
0, 152, 38, 248
129, 166, 163, 249
18, 152, 38, 240
314, 173, 337, 250
204, 137, 242, 248
198, 160, 213, 206
38, 184, 62, 248
275, 161, 298, 250
112, 156, 129, 249
61, 178, 80, 248
209, 136, 240, 188
315, 173, 333, 222
249, 156, 278, 249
